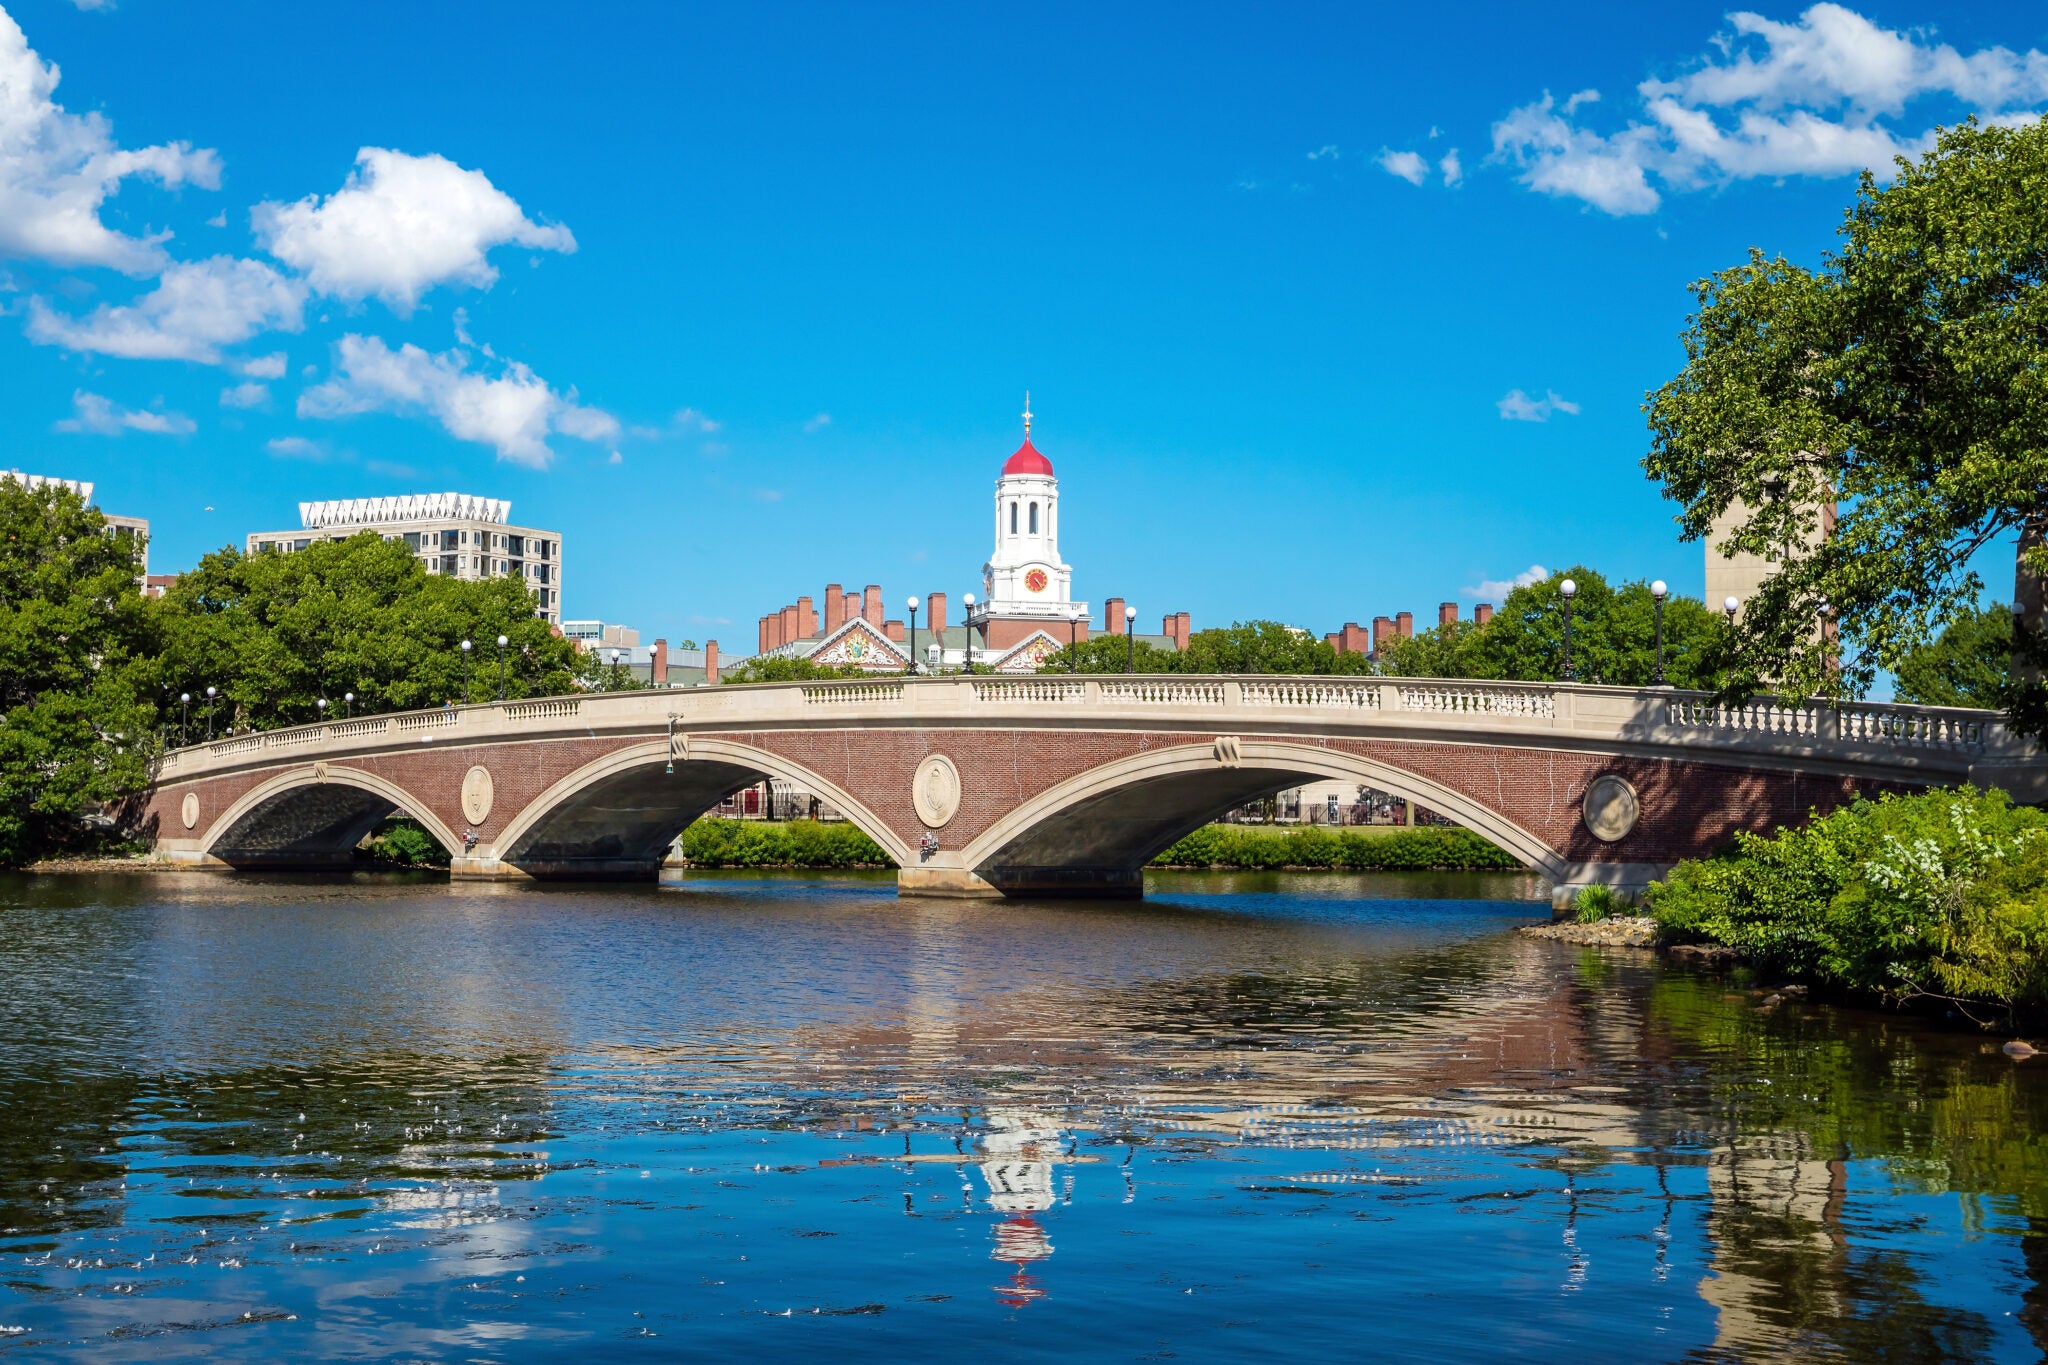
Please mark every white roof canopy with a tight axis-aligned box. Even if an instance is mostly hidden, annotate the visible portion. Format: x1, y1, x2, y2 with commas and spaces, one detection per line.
298, 493, 512, 529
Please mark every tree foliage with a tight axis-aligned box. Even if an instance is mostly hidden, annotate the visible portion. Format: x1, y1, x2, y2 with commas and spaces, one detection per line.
1649, 787, 2048, 1018
1040, 621, 1367, 675
0, 479, 157, 867
719, 653, 869, 684
1893, 603, 2012, 710
1378, 567, 1727, 686
1643, 118, 2048, 715
151, 532, 580, 734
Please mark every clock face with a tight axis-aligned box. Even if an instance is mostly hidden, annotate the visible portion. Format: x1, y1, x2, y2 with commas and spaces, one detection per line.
1024, 568, 1049, 593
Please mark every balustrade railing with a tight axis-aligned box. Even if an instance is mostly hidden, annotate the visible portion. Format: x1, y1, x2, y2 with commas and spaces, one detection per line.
973, 678, 1084, 703
1239, 678, 1383, 709
1664, 698, 1821, 737
1097, 679, 1228, 705
328, 717, 391, 740
503, 698, 580, 721
395, 710, 458, 732
802, 681, 903, 705
1398, 683, 1556, 718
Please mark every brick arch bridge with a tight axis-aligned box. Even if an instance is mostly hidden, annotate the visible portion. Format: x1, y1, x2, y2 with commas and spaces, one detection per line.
134, 676, 2036, 902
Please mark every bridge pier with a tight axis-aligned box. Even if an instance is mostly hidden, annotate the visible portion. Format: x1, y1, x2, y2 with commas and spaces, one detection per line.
1544, 861, 1675, 915
451, 854, 661, 882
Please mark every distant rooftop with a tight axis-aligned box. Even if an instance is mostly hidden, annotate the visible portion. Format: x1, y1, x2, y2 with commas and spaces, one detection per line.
2, 470, 93, 504
298, 493, 512, 529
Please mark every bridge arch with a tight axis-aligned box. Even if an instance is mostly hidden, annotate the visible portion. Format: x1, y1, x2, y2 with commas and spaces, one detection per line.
957, 740, 1567, 895
489, 737, 915, 877
204, 765, 461, 869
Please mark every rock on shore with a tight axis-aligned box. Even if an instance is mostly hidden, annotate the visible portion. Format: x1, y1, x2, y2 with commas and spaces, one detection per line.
1518, 916, 1657, 948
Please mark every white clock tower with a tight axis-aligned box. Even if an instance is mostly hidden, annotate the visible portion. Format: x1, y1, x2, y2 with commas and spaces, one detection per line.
979, 395, 1083, 643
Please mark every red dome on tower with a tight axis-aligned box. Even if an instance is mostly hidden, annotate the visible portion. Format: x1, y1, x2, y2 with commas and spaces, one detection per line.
1003, 439, 1054, 477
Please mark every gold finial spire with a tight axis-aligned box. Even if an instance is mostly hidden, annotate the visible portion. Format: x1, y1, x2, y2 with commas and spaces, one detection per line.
1022, 391, 1032, 439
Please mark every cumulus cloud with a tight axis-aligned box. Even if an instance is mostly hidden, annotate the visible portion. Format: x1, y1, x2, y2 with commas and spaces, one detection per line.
219, 381, 268, 409
54, 389, 194, 435
1497, 388, 1581, 421
237, 351, 286, 380
1376, 148, 1429, 184
26, 256, 305, 363
264, 435, 322, 459
0, 8, 220, 273
254, 148, 575, 313
298, 333, 617, 468
1439, 148, 1463, 187
674, 407, 719, 433
802, 412, 831, 433
1494, 5, 2048, 215
1466, 565, 1550, 601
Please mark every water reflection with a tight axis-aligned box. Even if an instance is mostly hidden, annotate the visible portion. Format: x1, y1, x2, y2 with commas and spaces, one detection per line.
0, 871, 2043, 1360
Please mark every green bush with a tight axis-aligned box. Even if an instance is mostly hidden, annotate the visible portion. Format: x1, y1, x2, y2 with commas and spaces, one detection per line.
1647, 786, 2048, 1015
1576, 885, 1624, 922
1150, 824, 1518, 871
363, 817, 448, 867
677, 818, 893, 868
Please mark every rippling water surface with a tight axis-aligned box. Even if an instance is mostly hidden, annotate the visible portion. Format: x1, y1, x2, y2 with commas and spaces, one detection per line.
3, 869, 2047, 1361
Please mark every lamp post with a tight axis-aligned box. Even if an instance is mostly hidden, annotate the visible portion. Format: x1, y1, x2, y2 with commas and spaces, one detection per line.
962, 593, 976, 673
1559, 579, 1578, 681
460, 638, 473, 703
204, 685, 217, 741
1724, 595, 1740, 628
316, 697, 328, 725
496, 634, 509, 700
344, 691, 354, 720
1124, 604, 1137, 673
1650, 579, 1668, 687
608, 648, 621, 690
179, 692, 189, 746
1069, 607, 1081, 673
906, 596, 920, 675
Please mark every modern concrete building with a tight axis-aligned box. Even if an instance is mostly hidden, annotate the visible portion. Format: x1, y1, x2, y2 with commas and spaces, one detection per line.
245, 493, 563, 626
563, 620, 639, 650
1704, 492, 1837, 621
3, 471, 148, 581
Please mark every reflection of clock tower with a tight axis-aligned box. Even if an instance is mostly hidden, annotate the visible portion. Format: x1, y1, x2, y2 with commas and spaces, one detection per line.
975, 394, 1088, 652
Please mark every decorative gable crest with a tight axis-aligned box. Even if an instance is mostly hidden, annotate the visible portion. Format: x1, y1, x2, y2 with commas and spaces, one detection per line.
990, 630, 1065, 674
807, 616, 910, 671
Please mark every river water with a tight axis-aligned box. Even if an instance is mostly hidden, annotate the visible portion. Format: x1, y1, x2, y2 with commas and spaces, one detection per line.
2, 870, 2046, 1362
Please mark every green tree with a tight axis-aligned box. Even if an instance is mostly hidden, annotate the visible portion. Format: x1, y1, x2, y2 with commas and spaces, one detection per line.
152, 533, 580, 732
1379, 568, 1726, 686
1643, 118, 2048, 717
1893, 603, 2012, 709
1039, 634, 1184, 674
0, 479, 157, 867
1179, 620, 1373, 675
719, 653, 868, 684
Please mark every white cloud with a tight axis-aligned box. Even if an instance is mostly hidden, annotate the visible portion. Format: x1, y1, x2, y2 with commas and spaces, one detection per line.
1439, 148, 1463, 187
265, 435, 321, 459
1466, 564, 1550, 601
54, 389, 194, 435
253, 148, 575, 314
674, 406, 719, 433
1376, 148, 1429, 185
0, 8, 220, 273
607, 450, 623, 465
67, 0, 114, 10
219, 381, 268, 409
26, 255, 305, 363
237, 351, 286, 380
298, 333, 616, 468
1497, 388, 1581, 422
802, 412, 831, 433
1494, 5, 2048, 215
1307, 145, 1341, 161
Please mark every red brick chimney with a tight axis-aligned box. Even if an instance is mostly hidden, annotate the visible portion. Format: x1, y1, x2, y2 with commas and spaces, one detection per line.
844, 592, 862, 630
779, 604, 797, 646
1439, 602, 1459, 627
796, 596, 816, 640
651, 639, 668, 685
862, 585, 883, 627
704, 640, 719, 685
1325, 631, 1341, 650
1105, 597, 1126, 635
1339, 622, 1370, 654
884, 618, 904, 642
757, 616, 770, 654
1177, 611, 1191, 648
927, 591, 948, 633
1372, 616, 1395, 656
824, 583, 844, 634
1396, 611, 1414, 638
1475, 602, 1494, 626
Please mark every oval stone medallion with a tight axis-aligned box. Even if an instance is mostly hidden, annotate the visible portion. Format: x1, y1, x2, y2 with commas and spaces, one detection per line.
1582, 774, 1640, 843
912, 754, 961, 829
460, 765, 495, 825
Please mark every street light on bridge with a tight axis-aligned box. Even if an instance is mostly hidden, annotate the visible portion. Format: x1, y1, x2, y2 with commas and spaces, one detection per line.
496, 634, 509, 701
344, 691, 354, 719
962, 593, 976, 673
179, 692, 189, 746
1069, 607, 1082, 673
906, 596, 921, 675
1651, 580, 1668, 687
204, 685, 217, 741
1558, 579, 1578, 681
459, 638, 473, 703
1124, 604, 1137, 673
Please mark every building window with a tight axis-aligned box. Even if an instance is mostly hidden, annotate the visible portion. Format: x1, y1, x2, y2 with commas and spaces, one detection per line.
441, 555, 457, 575
1010, 502, 1018, 534
506, 534, 524, 556
1029, 502, 1038, 533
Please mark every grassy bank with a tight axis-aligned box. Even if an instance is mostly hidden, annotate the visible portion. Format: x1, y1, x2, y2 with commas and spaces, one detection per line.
1150, 824, 1519, 871
677, 819, 894, 869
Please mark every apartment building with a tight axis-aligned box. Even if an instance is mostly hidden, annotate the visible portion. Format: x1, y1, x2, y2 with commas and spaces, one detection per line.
245, 493, 564, 625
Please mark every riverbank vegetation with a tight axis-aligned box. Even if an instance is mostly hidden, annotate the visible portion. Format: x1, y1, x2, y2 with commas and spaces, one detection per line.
1647, 787, 2048, 1021
1150, 824, 1519, 871
676, 819, 893, 868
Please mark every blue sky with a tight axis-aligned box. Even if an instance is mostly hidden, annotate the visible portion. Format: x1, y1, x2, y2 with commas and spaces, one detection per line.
2, 0, 2042, 648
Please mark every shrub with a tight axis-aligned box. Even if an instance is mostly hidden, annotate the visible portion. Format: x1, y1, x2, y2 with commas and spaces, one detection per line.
1150, 824, 1517, 871
1647, 786, 2048, 1015
364, 817, 448, 867
677, 819, 893, 868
